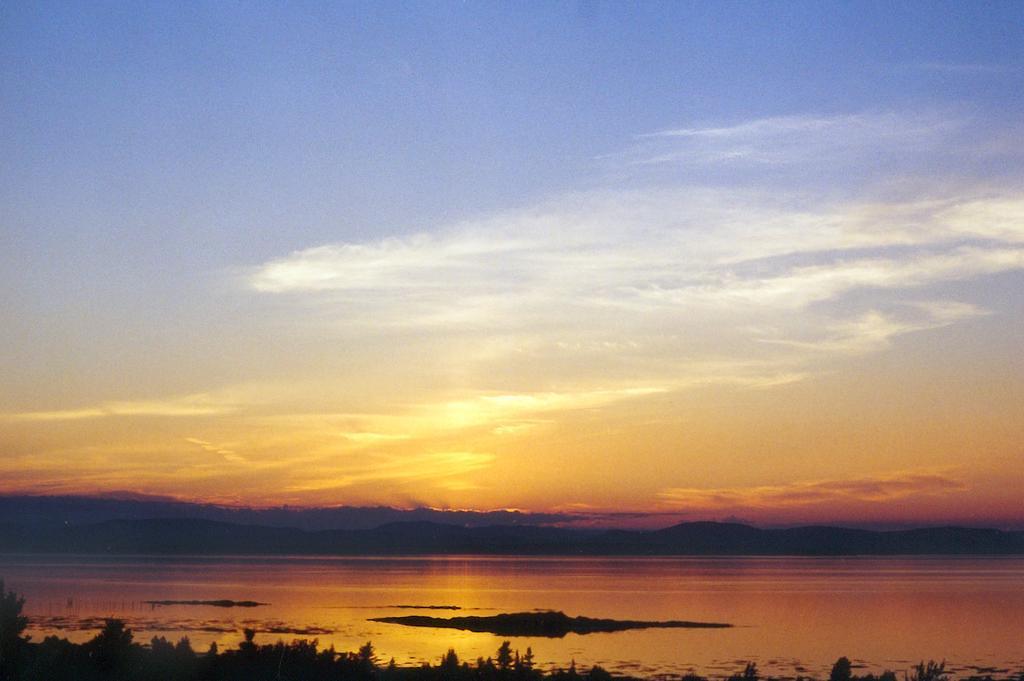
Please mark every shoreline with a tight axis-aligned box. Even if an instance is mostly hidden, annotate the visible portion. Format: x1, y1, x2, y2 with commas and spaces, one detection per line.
7, 622, 1022, 681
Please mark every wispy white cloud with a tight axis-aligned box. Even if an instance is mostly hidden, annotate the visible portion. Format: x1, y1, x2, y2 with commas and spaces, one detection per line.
247, 113, 1024, 406
642, 113, 916, 140
250, 198, 1024, 316
759, 301, 990, 355
250, 235, 532, 294
184, 437, 247, 464
13, 113, 1008, 447
668, 245, 1024, 309
629, 112, 957, 167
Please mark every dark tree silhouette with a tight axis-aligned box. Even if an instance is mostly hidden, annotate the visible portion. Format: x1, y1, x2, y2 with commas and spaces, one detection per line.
442, 648, 460, 671
0, 579, 29, 681
832, 657, 854, 681
497, 641, 513, 671
358, 640, 377, 664
909, 661, 949, 681
729, 662, 759, 681
524, 647, 535, 667
84, 618, 138, 678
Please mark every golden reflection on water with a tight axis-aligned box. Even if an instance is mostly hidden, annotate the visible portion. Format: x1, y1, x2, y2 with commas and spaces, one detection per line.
3, 555, 1023, 677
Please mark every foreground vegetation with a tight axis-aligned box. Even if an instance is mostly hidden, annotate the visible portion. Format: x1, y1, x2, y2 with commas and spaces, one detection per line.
1, 581, 1020, 681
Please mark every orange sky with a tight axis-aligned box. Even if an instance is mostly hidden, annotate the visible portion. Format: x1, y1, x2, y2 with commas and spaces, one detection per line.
3, 236, 1022, 527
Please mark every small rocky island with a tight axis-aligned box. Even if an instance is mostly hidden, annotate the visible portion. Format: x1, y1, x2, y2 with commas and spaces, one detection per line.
369, 610, 732, 637
144, 599, 268, 608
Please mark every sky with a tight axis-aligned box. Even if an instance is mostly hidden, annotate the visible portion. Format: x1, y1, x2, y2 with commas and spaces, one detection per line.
1, 2, 1023, 528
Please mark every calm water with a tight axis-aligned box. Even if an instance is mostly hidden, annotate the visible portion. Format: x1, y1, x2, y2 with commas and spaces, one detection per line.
1, 554, 1022, 678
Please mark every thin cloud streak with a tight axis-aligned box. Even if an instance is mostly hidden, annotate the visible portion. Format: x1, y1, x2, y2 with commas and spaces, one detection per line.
281, 451, 496, 494
5, 394, 239, 421
247, 112, 1024, 407
630, 112, 957, 167
759, 301, 990, 355
642, 113, 918, 140
658, 470, 968, 509
184, 437, 247, 464
259, 386, 670, 445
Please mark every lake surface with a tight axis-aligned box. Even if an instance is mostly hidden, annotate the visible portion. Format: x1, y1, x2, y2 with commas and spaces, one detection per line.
2, 554, 1022, 678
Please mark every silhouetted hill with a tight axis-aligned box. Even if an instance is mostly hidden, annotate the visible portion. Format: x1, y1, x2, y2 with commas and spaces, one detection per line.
650, 521, 766, 552
0, 494, 571, 531
1, 518, 1022, 556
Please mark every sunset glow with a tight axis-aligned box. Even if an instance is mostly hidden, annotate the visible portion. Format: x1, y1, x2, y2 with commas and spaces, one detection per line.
2, 3, 1022, 528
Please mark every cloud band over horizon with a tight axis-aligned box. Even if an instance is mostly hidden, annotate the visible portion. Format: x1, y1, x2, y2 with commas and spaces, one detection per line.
2, 108, 1023, 527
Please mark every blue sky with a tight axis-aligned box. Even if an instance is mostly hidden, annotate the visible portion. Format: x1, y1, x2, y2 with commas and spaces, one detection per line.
4, 2, 1021, 259
1, 2, 1023, 523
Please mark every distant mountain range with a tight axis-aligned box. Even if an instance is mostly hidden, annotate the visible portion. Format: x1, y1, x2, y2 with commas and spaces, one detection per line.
1, 514, 1022, 556
0, 494, 572, 530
